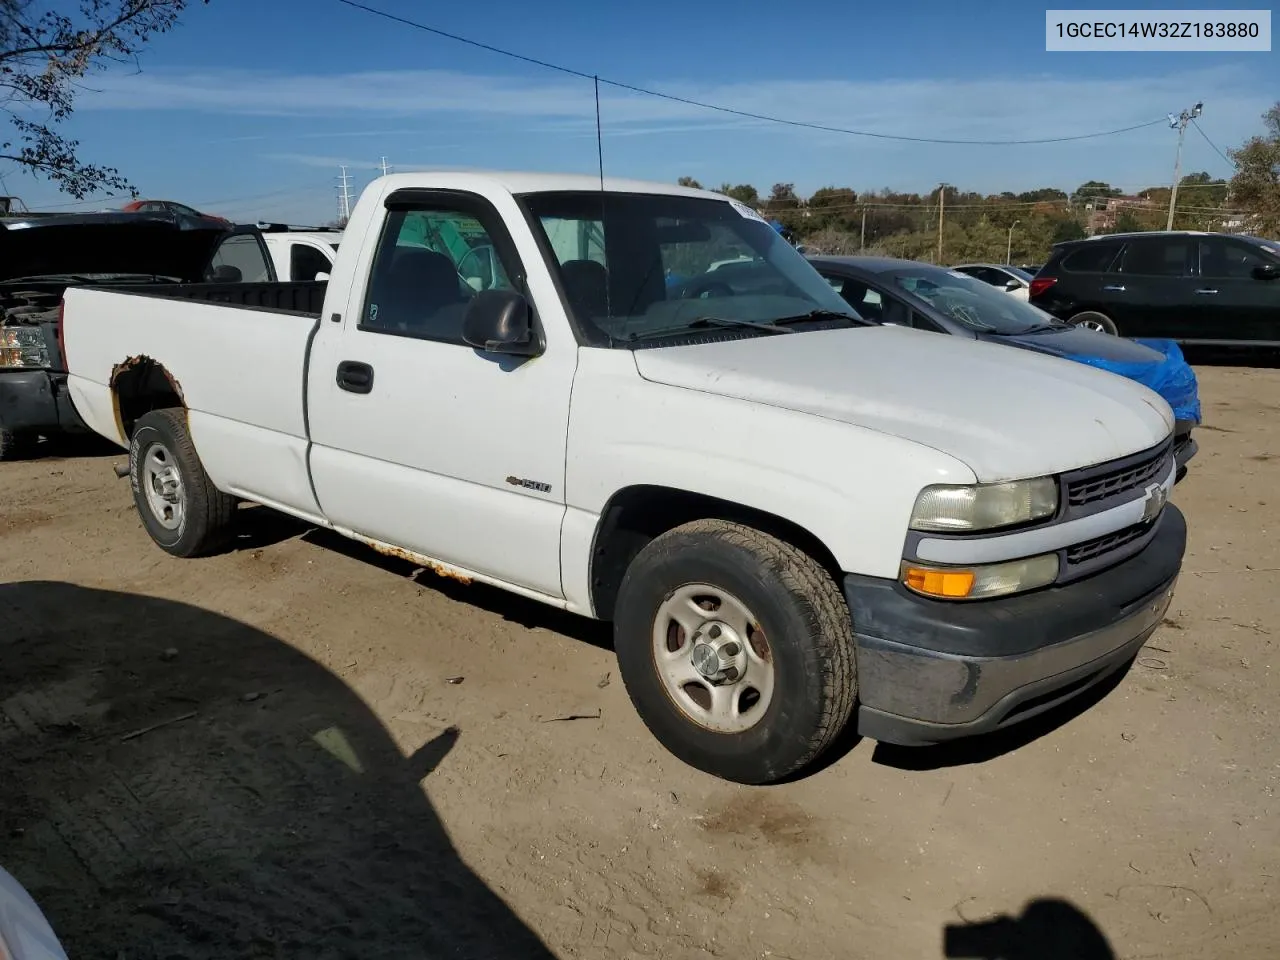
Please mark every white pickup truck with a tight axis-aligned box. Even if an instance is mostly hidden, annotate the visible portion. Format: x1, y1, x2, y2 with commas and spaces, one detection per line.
61, 172, 1185, 784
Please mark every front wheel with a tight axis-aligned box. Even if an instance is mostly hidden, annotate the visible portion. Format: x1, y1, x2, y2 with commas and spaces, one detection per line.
129, 409, 235, 557
1068, 310, 1118, 335
613, 519, 857, 784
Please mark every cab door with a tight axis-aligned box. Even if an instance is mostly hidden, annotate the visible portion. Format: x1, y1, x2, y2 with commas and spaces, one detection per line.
305, 189, 577, 599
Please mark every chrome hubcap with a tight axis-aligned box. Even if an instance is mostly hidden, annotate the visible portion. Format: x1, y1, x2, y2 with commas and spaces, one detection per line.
651, 583, 775, 734
142, 443, 185, 531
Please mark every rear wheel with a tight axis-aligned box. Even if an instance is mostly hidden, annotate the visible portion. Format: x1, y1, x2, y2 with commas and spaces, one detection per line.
613, 519, 857, 784
129, 409, 235, 557
1068, 310, 1118, 335
0, 429, 37, 462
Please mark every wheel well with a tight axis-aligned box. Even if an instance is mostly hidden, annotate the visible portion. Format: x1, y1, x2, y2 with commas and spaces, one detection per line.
589, 485, 842, 620
110, 356, 185, 440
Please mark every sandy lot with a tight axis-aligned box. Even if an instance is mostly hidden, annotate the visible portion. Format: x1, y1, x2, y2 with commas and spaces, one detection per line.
1, 364, 1277, 960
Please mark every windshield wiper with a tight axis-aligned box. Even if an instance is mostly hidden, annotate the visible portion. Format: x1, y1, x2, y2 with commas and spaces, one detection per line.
770, 309, 863, 327
1001, 322, 1066, 334
626, 315, 795, 341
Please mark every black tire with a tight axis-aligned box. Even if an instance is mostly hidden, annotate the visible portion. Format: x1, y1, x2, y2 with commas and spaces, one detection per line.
129, 409, 235, 557
1068, 310, 1119, 335
613, 519, 857, 784
0, 428, 37, 462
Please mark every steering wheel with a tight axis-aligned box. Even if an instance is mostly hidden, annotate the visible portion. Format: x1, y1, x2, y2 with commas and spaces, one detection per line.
679, 276, 735, 300
456, 244, 498, 291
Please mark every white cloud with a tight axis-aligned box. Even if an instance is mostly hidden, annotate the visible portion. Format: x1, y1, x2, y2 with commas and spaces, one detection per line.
76, 63, 1268, 149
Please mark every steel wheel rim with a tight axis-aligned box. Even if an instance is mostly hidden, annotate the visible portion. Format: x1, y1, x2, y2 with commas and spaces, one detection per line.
651, 582, 775, 734
142, 441, 185, 532
1075, 316, 1109, 333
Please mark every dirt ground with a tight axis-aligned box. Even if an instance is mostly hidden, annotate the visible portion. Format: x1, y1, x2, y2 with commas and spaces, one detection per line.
2, 363, 1278, 960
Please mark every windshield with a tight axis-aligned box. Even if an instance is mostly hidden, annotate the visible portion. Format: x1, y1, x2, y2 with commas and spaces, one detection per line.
893, 267, 1064, 335
521, 191, 858, 344
1005, 266, 1034, 282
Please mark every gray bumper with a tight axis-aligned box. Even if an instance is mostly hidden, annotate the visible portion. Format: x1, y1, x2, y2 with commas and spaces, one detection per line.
846, 503, 1186, 745
0, 370, 89, 437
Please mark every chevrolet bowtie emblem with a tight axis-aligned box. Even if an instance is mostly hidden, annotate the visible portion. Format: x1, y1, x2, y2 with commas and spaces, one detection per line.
1141, 482, 1167, 523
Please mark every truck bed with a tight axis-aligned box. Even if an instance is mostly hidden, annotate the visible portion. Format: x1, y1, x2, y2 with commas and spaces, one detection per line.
61, 283, 325, 520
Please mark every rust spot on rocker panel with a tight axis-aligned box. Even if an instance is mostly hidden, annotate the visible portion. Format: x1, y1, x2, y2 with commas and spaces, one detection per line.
361, 538, 474, 586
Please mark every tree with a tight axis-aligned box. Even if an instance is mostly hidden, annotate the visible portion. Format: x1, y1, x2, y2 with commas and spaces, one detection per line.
1228, 103, 1280, 236
717, 183, 760, 207
0, 0, 207, 197
1071, 180, 1123, 203
1051, 218, 1087, 244
676, 176, 702, 189
806, 186, 857, 231
1107, 211, 1145, 234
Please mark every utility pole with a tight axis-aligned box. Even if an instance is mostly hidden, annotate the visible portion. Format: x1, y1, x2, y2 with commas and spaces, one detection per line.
859, 206, 867, 252
1166, 102, 1202, 231
1006, 219, 1020, 265
936, 182, 947, 264
337, 165, 353, 224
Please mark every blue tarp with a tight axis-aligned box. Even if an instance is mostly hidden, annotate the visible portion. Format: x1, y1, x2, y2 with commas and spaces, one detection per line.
1067, 338, 1202, 424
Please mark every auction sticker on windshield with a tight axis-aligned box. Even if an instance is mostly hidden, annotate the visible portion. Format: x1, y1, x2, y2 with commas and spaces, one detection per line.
728, 199, 769, 224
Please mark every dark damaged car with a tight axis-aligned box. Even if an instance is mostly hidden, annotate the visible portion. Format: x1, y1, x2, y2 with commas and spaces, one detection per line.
0, 212, 276, 459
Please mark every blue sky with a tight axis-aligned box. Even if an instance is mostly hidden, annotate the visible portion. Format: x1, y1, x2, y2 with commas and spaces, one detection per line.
4, 0, 1273, 223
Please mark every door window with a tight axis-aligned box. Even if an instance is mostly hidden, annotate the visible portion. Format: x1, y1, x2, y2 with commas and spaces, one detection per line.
1116, 238, 1190, 277
1198, 238, 1272, 279
290, 243, 333, 282
1061, 243, 1121, 273
361, 205, 517, 343
208, 233, 272, 283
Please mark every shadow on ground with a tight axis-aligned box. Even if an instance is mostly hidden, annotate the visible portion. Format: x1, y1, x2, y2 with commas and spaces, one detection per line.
0, 581, 555, 959
944, 897, 1116, 959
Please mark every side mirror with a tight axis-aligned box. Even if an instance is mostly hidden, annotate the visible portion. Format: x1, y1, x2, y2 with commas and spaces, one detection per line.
1253, 263, 1279, 281
207, 265, 242, 283
1004, 278, 1022, 291
462, 289, 540, 356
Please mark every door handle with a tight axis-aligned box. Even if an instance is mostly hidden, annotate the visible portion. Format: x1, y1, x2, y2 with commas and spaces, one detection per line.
336, 360, 374, 394
1102, 284, 1126, 292
1194, 287, 1219, 295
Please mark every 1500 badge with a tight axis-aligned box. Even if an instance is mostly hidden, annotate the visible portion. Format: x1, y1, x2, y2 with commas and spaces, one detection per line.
506, 476, 552, 493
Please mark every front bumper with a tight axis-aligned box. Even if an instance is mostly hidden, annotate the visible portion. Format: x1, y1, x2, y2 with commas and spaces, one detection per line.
0, 370, 89, 437
845, 503, 1185, 746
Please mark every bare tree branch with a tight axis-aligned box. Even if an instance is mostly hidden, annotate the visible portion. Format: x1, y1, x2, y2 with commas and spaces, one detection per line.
0, 0, 208, 198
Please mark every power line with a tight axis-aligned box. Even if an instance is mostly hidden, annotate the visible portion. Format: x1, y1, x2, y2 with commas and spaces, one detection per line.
1191, 119, 1236, 170
334, 0, 1168, 147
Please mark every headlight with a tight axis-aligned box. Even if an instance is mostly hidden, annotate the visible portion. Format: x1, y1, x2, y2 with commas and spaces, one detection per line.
909, 477, 1058, 532
0, 327, 51, 369
903, 553, 1059, 600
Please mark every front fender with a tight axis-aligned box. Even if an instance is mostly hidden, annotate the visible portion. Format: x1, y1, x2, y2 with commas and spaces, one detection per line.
564, 353, 975, 582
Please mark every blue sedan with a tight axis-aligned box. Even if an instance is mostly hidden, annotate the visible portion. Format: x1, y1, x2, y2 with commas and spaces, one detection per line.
809, 256, 1199, 475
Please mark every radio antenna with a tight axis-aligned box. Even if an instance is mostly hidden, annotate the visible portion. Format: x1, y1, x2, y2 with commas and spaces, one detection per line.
594, 74, 612, 320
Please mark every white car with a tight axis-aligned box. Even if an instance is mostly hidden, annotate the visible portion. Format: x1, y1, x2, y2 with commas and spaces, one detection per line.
262, 228, 341, 282
952, 263, 1036, 301
61, 171, 1184, 784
